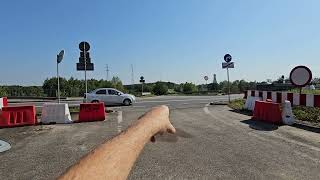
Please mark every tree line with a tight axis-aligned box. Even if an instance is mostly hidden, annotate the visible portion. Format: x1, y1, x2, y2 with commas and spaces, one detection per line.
0, 77, 257, 97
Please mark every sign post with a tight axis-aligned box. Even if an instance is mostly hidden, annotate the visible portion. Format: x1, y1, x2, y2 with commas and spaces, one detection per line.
140, 76, 145, 96
204, 76, 209, 91
222, 54, 234, 103
77, 42, 94, 102
289, 65, 312, 95
56, 50, 64, 104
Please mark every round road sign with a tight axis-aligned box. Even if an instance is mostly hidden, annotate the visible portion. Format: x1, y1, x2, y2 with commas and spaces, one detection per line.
289, 66, 312, 87
224, 54, 232, 63
57, 50, 64, 63
204, 76, 208, 81
79, 42, 90, 51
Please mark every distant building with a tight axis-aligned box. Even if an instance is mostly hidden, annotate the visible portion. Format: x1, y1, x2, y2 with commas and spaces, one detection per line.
213, 74, 217, 84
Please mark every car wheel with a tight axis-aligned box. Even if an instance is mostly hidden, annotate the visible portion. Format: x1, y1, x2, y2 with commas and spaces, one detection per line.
91, 100, 99, 103
123, 99, 131, 106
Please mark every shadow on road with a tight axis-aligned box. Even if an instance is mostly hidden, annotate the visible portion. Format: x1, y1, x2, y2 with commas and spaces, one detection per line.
229, 109, 253, 116
291, 123, 320, 134
241, 119, 279, 131
156, 128, 193, 143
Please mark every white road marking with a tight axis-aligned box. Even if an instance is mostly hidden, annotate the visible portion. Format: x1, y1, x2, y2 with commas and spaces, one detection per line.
203, 103, 211, 115
130, 106, 146, 108
117, 111, 123, 133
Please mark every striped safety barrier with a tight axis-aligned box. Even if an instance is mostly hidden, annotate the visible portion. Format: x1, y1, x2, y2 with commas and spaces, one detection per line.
245, 90, 320, 107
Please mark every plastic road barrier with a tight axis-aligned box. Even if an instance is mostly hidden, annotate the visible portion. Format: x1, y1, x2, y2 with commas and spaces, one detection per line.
282, 100, 295, 125
78, 103, 105, 122
0, 106, 36, 127
244, 96, 262, 111
40, 103, 72, 124
253, 101, 282, 124
0, 97, 8, 110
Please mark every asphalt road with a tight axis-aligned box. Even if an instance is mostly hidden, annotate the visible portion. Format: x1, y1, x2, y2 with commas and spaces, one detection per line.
1, 95, 319, 179
7, 94, 242, 108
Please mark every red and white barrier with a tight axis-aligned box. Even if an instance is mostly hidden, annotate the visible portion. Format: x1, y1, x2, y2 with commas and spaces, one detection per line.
246, 90, 320, 107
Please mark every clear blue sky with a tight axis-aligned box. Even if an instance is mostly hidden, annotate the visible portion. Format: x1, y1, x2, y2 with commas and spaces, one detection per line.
1, 0, 319, 85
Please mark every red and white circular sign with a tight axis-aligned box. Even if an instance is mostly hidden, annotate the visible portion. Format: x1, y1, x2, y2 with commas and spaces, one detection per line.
289, 66, 312, 87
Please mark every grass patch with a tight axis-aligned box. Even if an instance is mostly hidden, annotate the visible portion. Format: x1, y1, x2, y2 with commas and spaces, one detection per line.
292, 106, 320, 123
288, 89, 320, 95
228, 99, 246, 110
228, 99, 252, 115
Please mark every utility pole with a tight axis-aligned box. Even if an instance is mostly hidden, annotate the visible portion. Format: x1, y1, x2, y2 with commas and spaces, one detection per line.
106, 64, 110, 81
131, 64, 134, 89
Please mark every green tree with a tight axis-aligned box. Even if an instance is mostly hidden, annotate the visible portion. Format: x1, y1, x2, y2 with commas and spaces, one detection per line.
231, 80, 240, 93
219, 81, 229, 93
238, 80, 249, 92
111, 76, 125, 92
152, 82, 168, 95
0, 86, 8, 96
182, 82, 197, 94
209, 82, 219, 91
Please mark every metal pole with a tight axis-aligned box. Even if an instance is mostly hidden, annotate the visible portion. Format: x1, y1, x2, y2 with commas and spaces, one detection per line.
299, 87, 302, 95
206, 80, 208, 92
141, 83, 144, 96
84, 43, 88, 102
227, 67, 231, 103
57, 60, 60, 103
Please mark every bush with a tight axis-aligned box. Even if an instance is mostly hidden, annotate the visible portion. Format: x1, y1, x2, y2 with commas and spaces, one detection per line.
152, 82, 168, 95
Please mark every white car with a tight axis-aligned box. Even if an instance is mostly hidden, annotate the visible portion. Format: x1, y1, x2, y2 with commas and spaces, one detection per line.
84, 88, 135, 106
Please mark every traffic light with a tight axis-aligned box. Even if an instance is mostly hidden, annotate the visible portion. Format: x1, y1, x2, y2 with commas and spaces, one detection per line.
77, 41, 94, 71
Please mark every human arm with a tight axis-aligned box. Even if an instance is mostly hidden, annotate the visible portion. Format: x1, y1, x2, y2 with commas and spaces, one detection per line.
58, 105, 176, 180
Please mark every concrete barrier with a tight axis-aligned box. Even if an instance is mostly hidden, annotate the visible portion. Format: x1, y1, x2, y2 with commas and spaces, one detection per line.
40, 103, 72, 124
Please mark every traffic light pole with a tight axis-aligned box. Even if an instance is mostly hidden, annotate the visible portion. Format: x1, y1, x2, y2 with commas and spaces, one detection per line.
84, 44, 88, 102
141, 82, 144, 96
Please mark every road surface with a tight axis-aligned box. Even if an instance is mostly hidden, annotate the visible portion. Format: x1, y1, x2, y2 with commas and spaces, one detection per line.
1, 95, 319, 180
7, 94, 242, 109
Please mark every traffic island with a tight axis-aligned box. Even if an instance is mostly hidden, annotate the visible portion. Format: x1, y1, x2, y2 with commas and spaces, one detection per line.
228, 98, 320, 128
